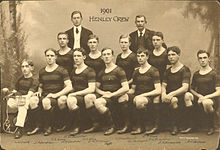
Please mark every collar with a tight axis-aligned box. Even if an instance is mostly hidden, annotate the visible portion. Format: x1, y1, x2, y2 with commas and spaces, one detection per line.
73, 25, 82, 33
137, 28, 145, 37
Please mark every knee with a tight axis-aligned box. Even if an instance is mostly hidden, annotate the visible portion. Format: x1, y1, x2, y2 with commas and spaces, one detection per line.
67, 96, 78, 110
58, 95, 67, 109
171, 97, 178, 109
94, 98, 106, 113
42, 97, 51, 110
29, 96, 39, 109
135, 96, 148, 109
84, 94, 96, 109
118, 94, 129, 103
202, 99, 214, 113
184, 92, 194, 107
7, 98, 17, 109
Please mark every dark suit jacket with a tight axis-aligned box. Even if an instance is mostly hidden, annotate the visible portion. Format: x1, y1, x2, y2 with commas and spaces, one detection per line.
129, 28, 167, 54
65, 27, 93, 54
129, 28, 155, 54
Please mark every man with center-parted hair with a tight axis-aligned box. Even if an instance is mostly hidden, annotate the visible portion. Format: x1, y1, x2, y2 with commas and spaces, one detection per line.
162, 46, 193, 135
190, 50, 220, 135
6, 59, 38, 139
33, 48, 72, 136
93, 47, 129, 135
65, 11, 93, 54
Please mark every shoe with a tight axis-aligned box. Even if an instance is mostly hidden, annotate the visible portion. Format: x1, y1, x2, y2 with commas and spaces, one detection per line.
207, 128, 214, 135
15, 127, 23, 139
84, 124, 99, 133
56, 125, 67, 132
171, 126, 178, 135
180, 127, 192, 134
117, 126, 129, 134
44, 127, 52, 136
70, 128, 79, 136
104, 127, 115, 135
144, 127, 158, 135
27, 127, 40, 136
131, 128, 142, 135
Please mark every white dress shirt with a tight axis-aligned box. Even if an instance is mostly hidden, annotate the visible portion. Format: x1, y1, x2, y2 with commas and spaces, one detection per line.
73, 25, 82, 49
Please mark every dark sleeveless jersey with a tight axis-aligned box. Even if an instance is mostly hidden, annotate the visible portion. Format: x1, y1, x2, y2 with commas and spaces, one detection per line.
85, 55, 105, 75
148, 50, 169, 82
133, 66, 160, 95
116, 52, 138, 81
191, 69, 220, 96
70, 67, 96, 92
56, 49, 74, 75
97, 66, 127, 92
15, 75, 38, 95
39, 66, 69, 96
163, 65, 191, 93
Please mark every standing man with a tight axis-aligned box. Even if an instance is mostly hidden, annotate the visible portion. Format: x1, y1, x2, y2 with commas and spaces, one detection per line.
94, 48, 129, 135
161, 46, 192, 135
190, 50, 220, 135
65, 11, 93, 54
129, 15, 166, 53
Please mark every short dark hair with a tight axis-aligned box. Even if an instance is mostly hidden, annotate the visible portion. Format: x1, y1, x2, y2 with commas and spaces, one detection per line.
167, 46, 181, 55
71, 11, 82, 19
73, 48, 86, 56
44, 48, 57, 56
101, 47, 114, 55
57, 32, 69, 39
88, 34, 99, 43
197, 50, 210, 58
21, 59, 34, 67
137, 48, 149, 56
153, 32, 164, 40
135, 15, 147, 23
119, 34, 131, 43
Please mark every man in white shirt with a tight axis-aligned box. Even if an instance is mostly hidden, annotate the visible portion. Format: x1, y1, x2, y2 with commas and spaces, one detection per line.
65, 11, 93, 54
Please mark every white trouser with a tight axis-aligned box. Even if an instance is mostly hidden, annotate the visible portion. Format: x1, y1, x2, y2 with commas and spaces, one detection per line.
7, 96, 29, 127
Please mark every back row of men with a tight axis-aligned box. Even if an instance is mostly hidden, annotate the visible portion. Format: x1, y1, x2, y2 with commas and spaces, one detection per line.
6, 11, 220, 139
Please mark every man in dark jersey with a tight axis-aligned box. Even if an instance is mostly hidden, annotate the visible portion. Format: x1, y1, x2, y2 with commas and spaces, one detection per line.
94, 48, 129, 135
162, 46, 192, 135
56, 32, 74, 75
37, 48, 72, 136
147, 32, 169, 134
116, 34, 138, 85
66, 48, 96, 136
190, 50, 220, 135
7, 60, 38, 138
128, 48, 161, 135
85, 34, 105, 75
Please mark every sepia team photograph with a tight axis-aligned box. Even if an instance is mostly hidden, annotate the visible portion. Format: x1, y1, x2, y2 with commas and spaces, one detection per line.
0, 0, 220, 150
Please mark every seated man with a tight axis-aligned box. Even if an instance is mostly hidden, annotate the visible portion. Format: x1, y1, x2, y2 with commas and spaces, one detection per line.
94, 47, 129, 135
162, 46, 192, 135
190, 50, 220, 135
7, 59, 38, 139
33, 48, 72, 136
66, 48, 96, 136
128, 48, 161, 135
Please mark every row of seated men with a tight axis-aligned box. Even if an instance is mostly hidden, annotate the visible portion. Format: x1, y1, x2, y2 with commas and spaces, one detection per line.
5, 30, 220, 139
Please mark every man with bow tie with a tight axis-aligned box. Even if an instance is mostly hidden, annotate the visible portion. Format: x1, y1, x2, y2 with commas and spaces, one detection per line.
65, 11, 93, 54
129, 15, 166, 54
